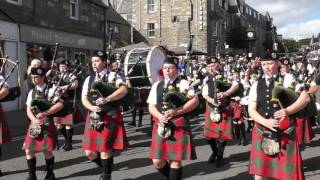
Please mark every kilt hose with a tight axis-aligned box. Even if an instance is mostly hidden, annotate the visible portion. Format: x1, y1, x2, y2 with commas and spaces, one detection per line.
0, 105, 11, 144
203, 106, 234, 140
248, 124, 305, 180
296, 117, 315, 145
23, 120, 57, 153
149, 117, 197, 161
82, 109, 129, 152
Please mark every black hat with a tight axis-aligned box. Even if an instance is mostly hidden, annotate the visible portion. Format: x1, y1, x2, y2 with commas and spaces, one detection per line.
31, 67, 46, 76
206, 57, 219, 65
59, 60, 70, 66
263, 51, 279, 61
163, 57, 178, 68
93, 50, 107, 60
280, 56, 290, 65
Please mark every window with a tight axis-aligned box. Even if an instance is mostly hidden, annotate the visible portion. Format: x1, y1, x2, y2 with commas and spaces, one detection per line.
6, 0, 22, 5
147, 23, 155, 37
212, 21, 218, 36
147, 0, 155, 13
70, 0, 79, 20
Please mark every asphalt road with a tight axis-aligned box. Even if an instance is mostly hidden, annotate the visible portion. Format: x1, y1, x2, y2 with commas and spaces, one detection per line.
1, 112, 320, 180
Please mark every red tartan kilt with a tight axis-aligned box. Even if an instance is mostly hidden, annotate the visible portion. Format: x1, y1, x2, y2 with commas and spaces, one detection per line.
149, 117, 197, 161
249, 125, 304, 180
55, 113, 73, 125
82, 109, 129, 152
23, 121, 57, 153
203, 107, 234, 140
0, 106, 11, 144
230, 101, 243, 120
295, 117, 315, 145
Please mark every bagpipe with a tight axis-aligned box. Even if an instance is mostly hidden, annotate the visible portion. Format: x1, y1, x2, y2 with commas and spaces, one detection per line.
208, 77, 232, 123
0, 34, 21, 102
88, 71, 139, 131
261, 77, 300, 156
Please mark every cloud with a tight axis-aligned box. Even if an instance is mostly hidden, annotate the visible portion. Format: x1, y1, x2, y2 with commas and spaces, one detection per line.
246, 0, 320, 25
246, 0, 320, 39
278, 20, 320, 39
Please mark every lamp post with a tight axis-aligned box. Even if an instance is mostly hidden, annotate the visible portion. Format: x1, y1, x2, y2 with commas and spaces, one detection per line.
246, 25, 256, 58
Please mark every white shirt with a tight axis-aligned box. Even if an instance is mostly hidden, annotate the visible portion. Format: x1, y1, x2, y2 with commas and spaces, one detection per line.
81, 68, 124, 97
0, 75, 9, 88
283, 73, 295, 88
248, 76, 273, 102
147, 78, 195, 105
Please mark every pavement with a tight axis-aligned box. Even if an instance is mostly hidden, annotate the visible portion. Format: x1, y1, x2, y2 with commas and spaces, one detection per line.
1, 108, 320, 180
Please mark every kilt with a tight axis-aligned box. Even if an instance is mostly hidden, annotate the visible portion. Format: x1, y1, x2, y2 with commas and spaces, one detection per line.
248, 124, 304, 180
23, 120, 57, 153
296, 117, 315, 145
82, 109, 129, 152
203, 106, 234, 140
149, 117, 197, 161
55, 113, 73, 125
0, 105, 11, 144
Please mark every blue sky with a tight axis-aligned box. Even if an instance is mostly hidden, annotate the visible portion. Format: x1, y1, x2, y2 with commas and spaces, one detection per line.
246, 0, 320, 40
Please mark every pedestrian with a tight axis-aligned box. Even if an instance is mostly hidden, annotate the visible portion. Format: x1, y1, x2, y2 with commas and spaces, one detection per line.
81, 51, 129, 180
248, 51, 309, 180
23, 67, 64, 180
147, 57, 198, 180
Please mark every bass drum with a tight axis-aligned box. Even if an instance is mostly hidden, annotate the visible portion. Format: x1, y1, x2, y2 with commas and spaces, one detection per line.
124, 46, 165, 88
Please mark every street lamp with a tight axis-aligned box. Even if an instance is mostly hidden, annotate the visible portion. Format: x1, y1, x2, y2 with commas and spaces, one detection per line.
246, 25, 256, 58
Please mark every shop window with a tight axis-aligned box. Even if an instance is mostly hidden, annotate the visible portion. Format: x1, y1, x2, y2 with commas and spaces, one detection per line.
6, 0, 22, 5
147, 0, 155, 13
147, 23, 155, 37
70, 0, 80, 20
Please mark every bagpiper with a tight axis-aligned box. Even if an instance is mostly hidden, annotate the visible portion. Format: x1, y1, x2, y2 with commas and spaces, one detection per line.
23, 67, 64, 180
202, 57, 239, 167
147, 57, 198, 180
248, 51, 308, 180
0, 73, 11, 177
81, 51, 129, 180
53, 60, 78, 151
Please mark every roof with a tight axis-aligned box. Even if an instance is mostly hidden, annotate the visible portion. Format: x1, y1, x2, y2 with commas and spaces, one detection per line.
114, 42, 150, 52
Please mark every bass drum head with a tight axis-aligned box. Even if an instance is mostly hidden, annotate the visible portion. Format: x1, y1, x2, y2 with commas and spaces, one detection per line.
124, 46, 165, 88
146, 46, 165, 84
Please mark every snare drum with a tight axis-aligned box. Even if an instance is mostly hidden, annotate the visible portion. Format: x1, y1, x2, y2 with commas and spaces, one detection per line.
124, 46, 165, 88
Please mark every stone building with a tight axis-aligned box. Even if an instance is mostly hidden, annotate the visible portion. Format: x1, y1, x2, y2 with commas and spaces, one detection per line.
0, 0, 131, 111
119, 0, 277, 57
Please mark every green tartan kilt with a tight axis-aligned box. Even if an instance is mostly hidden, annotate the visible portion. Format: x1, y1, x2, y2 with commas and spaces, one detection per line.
248, 124, 305, 180
149, 117, 197, 161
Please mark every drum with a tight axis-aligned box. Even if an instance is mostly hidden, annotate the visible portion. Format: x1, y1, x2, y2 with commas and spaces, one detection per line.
124, 46, 165, 88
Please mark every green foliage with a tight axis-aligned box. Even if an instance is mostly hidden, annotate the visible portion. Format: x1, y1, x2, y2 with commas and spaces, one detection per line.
281, 38, 311, 53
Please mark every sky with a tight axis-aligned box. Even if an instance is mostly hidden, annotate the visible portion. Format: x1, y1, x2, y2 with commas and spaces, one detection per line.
246, 0, 320, 40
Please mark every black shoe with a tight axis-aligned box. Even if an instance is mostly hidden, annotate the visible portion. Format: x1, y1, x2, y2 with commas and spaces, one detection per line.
99, 173, 111, 180
44, 172, 56, 180
0, 169, 2, 177
207, 152, 217, 164
128, 121, 136, 127
236, 138, 241, 145
63, 142, 72, 151
137, 121, 142, 127
216, 156, 224, 168
242, 138, 247, 146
